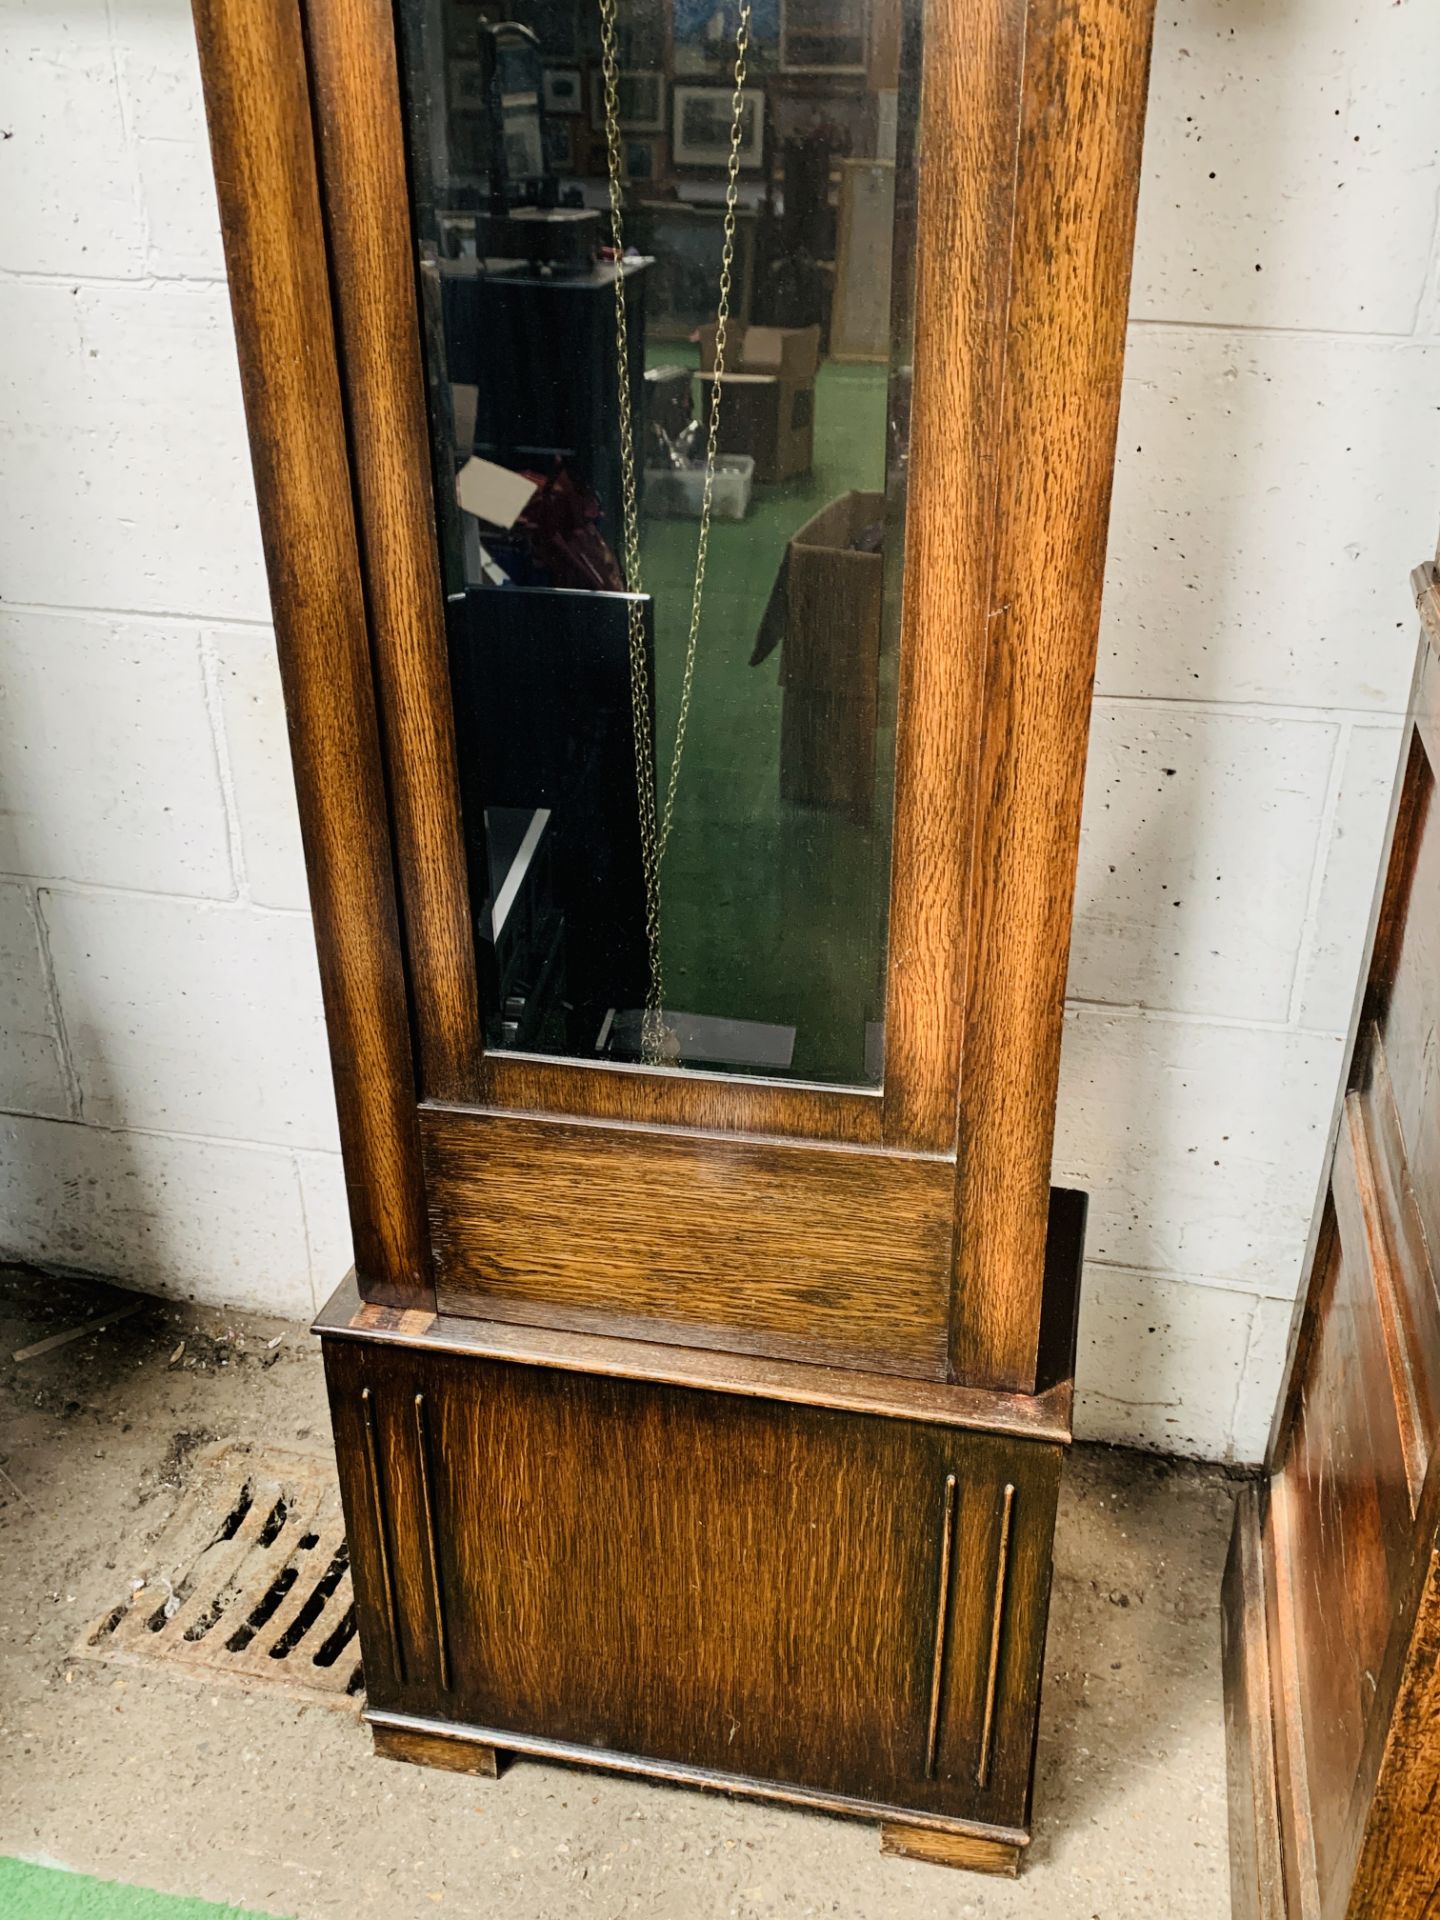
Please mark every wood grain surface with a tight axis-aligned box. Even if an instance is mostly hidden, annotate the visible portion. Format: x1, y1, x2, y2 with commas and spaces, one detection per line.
878, 0, 1028, 1153
480, 1052, 883, 1146
421, 1107, 954, 1377
880, 1823, 1022, 1875
949, 0, 1157, 1391
304, 0, 483, 1105
1348, 1556, 1440, 1919
373, 1722, 501, 1778
1221, 1487, 1287, 1920
325, 1335, 1061, 1829
191, 0, 432, 1308
314, 1267, 1077, 1445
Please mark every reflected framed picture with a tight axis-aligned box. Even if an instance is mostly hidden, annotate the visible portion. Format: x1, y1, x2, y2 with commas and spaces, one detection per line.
624, 136, 663, 182
590, 69, 666, 132
673, 0, 780, 74
780, 0, 868, 72
673, 85, 764, 168
447, 58, 488, 111
542, 66, 584, 115
544, 117, 576, 172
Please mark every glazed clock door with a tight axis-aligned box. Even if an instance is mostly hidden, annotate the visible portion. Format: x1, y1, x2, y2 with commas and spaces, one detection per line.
389, 0, 960, 1381
194, 0, 1151, 1391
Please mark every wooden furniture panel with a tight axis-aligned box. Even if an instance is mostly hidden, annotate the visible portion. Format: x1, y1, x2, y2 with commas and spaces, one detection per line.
421, 1107, 953, 1377
1225, 602, 1440, 1920
1352, 1045, 1440, 1500
1267, 1210, 1407, 1914
1366, 721, 1440, 1266
323, 1331, 1061, 1840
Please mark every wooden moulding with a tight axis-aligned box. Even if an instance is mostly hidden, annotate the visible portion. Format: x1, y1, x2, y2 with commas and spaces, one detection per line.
315, 1255, 1076, 1447
190, 0, 433, 1311
302, 0, 483, 1106
364, 1710, 1031, 1865
477, 1053, 884, 1149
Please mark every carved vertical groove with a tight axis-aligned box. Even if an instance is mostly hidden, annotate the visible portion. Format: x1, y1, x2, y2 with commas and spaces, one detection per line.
413, 1392, 451, 1691
924, 1471, 959, 1778
361, 1387, 405, 1683
977, 1482, 1016, 1787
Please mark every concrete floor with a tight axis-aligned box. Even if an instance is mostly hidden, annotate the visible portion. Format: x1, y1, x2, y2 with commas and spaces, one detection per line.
0, 1266, 1237, 1919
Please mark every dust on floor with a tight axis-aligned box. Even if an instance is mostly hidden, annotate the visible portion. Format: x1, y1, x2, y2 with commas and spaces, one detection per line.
0, 1266, 1238, 1920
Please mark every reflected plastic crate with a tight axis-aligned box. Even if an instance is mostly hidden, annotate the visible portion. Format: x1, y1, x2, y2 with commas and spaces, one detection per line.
642, 454, 755, 522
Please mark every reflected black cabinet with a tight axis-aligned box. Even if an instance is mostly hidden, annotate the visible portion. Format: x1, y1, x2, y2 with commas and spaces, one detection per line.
192, 0, 1154, 1874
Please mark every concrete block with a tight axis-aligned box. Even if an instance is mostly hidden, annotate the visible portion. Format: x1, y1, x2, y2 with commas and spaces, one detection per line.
1055, 1008, 1341, 1292
0, 609, 233, 896
40, 890, 339, 1151
1131, 0, 1440, 333
0, 1111, 314, 1316
1074, 1262, 1256, 1459
0, 883, 69, 1119
297, 1150, 355, 1302
0, 6, 146, 278
112, 0, 227, 280
209, 629, 310, 910
1230, 1294, 1297, 1466
1101, 328, 1440, 709
1070, 704, 1336, 1021
0, 277, 269, 624
1294, 722, 1406, 1034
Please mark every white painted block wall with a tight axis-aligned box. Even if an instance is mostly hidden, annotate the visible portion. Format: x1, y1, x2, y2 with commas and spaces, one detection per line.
2, 0, 1438, 1461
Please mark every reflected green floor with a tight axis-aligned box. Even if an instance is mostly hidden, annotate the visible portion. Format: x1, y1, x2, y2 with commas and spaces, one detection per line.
638, 353, 893, 1084
0, 1860, 284, 1920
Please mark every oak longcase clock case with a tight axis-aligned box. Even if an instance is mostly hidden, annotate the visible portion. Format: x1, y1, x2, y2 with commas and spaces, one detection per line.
192, 0, 1153, 1875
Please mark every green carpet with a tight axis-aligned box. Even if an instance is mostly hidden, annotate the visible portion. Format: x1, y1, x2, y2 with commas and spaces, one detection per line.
638, 352, 895, 1084
0, 1860, 285, 1920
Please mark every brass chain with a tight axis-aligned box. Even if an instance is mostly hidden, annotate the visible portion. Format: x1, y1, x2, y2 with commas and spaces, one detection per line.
598, 0, 752, 1065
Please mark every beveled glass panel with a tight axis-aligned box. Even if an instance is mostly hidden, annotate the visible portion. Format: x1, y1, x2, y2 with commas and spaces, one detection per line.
396, 0, 920, 1086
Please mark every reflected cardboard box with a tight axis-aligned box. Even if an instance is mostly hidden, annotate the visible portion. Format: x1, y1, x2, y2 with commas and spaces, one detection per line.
753, 489, 885, 823
695, 323, 820, 485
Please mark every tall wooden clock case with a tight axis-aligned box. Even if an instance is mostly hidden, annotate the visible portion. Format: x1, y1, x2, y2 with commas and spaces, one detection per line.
192, 0, 1154, 1875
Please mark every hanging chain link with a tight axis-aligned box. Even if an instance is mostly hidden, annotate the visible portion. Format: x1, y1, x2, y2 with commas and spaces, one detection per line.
599, 0, 752, 1065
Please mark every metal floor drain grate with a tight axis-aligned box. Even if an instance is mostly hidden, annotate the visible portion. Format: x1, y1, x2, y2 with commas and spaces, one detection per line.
78, 1441, 362, 1706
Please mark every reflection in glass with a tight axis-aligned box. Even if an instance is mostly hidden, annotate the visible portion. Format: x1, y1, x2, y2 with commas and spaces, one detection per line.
397, 0, 920, 1086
